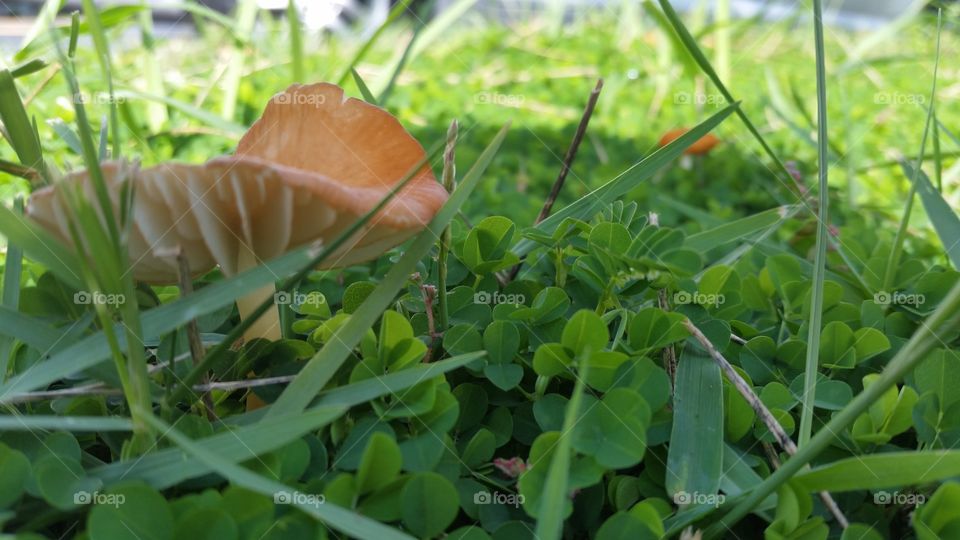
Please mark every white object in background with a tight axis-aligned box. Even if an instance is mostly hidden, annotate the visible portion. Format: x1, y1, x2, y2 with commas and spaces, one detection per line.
258, 0, 390, 32
437, 0, 926, 30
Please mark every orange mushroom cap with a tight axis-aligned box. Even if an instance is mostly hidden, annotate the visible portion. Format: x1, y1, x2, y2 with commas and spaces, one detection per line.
27, 83, 448, 283
657, 128, 720, 156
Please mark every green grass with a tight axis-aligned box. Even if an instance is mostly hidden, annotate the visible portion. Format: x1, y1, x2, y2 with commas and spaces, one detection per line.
0, 2, 959, 539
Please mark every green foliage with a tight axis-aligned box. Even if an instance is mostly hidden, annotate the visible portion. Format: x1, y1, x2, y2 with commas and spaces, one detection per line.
0, 1, 959, 539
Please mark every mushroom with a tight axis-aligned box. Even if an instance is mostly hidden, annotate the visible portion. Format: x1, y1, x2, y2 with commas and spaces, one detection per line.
27, 83, 449, 344
657, 127, 720, 156
657, 127, 720, 184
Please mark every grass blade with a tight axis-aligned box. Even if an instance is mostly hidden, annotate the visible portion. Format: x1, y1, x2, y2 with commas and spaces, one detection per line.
0, 306, 65, 354
666, 340, 723, 504
795, 451, 960, 493
684, 206, 794, 252
0, 203, 82, 289
351, 68, 378, 104
95, 406, 345, 488
265, 123, 510, 418
798, 0, 830, 449
0, 70, 45, 177
512, 103, 737, 258
0, 198, 24, 381
138, 410, 415, 540
900, 160, 960, 269
221, 352, 483, 424
534, 364, 589, 540
0, 415, 132, 431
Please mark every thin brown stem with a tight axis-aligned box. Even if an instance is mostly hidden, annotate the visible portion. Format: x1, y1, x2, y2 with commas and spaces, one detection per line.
177, 250, 217, 421
683, 319, 850, 529
658, 290, 677, 389
506, 79, 603, 282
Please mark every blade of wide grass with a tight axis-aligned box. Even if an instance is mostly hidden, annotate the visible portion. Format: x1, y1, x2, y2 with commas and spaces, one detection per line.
233, 352, 484, 425
684, 206, 795, 252
0, 204, 82, 289
512, 103, 737, 258
0, 198, 24, 381
798, 0, 830, 449
0, 70, 45, 178
265, 123, 510, 418
795, 451, 960, 492
0, 307, 65, 354
351, 68, 378, 104
705, 280, 960, 537
94, 406, 346, 487
138, 410, 415, 540
10, 59, 48, 79
666, 341, 723, 504
534, 364, 589, 540
900, 160, 960, 269
0, 414, 132, 431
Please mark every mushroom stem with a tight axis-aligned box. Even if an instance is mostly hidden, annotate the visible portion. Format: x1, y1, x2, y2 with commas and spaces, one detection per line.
235, 243, 283, 344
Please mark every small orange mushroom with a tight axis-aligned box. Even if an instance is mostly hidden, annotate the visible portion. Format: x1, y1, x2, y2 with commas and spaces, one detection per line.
28, 83, 448, 344
658, 128, 720, 155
